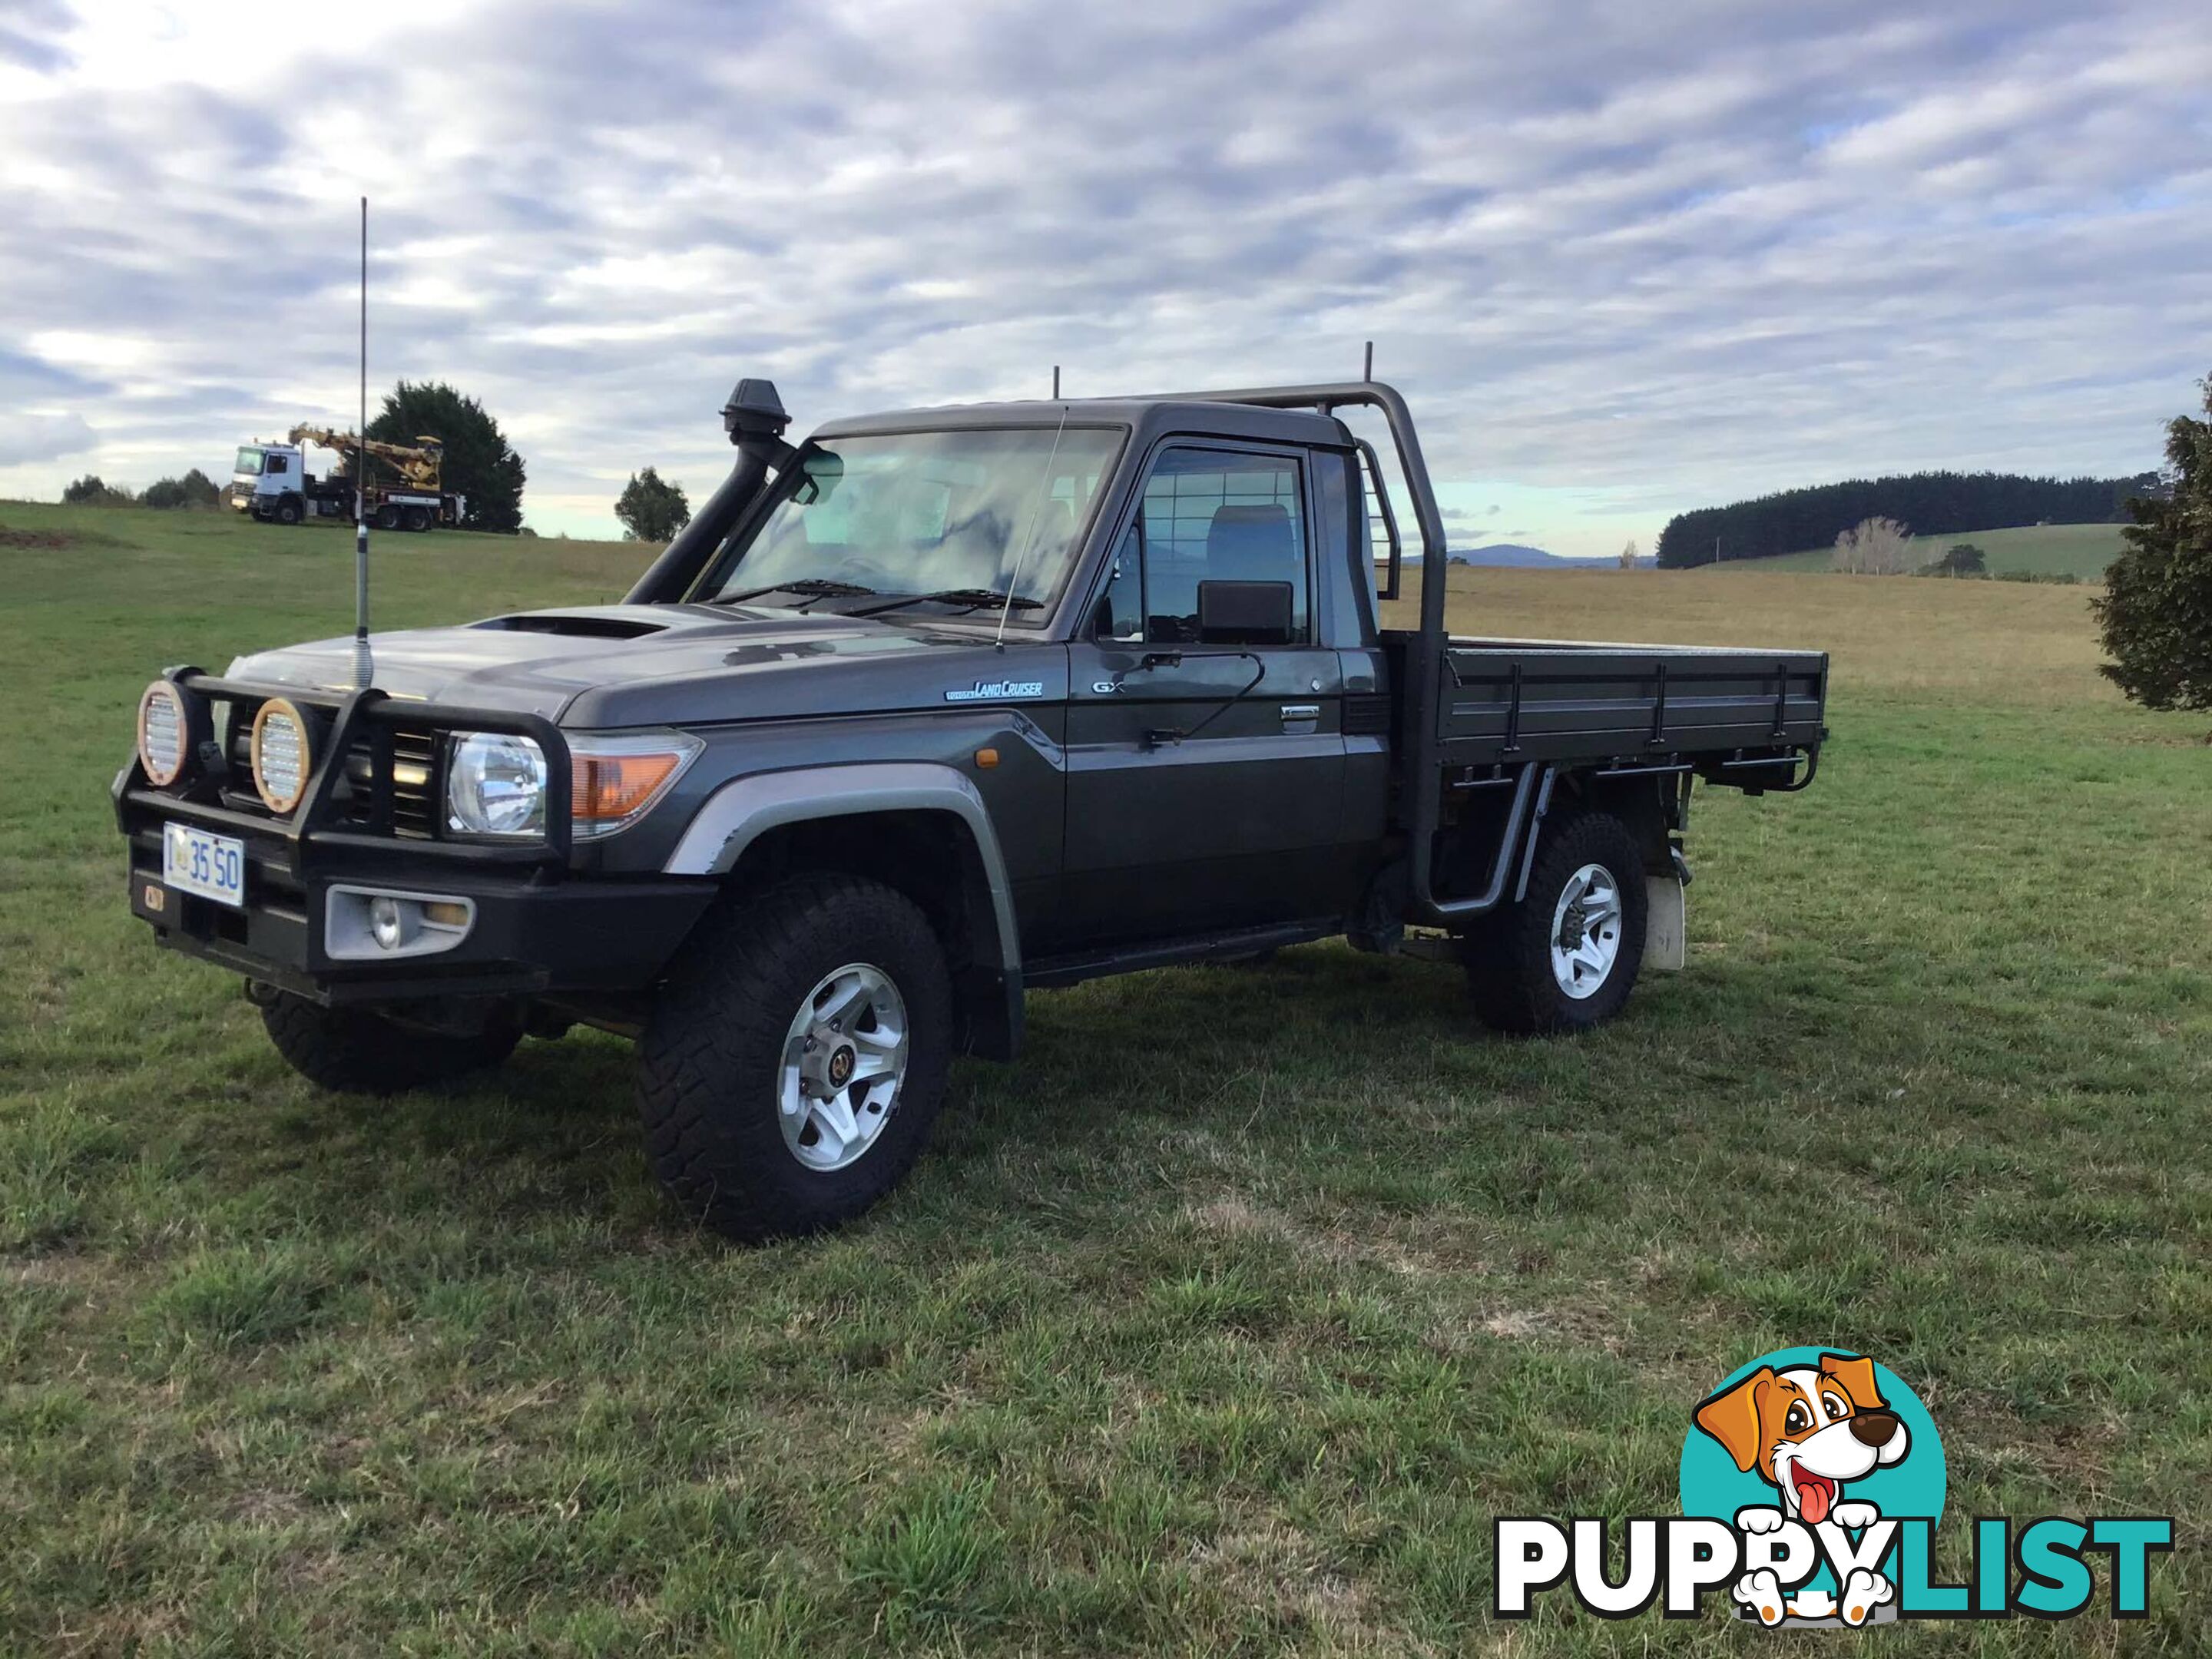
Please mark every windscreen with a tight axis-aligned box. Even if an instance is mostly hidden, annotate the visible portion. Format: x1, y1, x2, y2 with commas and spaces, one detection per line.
233, 446, 264, 475
700, 426, 1123, 614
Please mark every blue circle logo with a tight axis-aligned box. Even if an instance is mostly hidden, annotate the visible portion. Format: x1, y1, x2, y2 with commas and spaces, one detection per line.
1680, 1348, 1945, 1626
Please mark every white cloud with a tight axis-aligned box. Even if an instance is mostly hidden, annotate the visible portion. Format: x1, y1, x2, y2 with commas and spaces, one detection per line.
0, 410, 94, 467
0, 0, 2207, 553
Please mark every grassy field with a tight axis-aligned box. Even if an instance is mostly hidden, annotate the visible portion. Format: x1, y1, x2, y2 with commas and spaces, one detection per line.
1709, 522, 2128, 578
4, 502, 2207, 1654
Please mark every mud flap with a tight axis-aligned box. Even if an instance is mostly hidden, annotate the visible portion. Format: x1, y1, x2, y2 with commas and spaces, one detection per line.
1645, 876, 1686, 972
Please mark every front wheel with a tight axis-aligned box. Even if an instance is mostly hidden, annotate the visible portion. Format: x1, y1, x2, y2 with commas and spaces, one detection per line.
260, 991, 521, 1091
1463, 810, 1648, 1035
636, 873, 952, 1241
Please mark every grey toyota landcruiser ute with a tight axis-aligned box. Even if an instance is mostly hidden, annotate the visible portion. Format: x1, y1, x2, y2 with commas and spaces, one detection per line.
119, 376, 1827, 1239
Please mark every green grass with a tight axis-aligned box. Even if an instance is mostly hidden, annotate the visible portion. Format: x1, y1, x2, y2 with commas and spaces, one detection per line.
4, 502, 2208, 1653
1712, 522, 2128, 578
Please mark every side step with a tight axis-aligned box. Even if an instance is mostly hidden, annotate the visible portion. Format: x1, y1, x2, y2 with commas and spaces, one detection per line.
1025, 919, 1340, 989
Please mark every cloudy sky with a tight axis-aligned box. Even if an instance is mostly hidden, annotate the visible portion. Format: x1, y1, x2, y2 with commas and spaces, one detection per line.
2, 0, 2207, 554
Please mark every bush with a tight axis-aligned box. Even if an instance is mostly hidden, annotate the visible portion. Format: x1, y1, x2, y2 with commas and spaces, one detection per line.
1924, 542, 1987, 577
61, 475, 133, 507
1833, 516, 1914, 575
614, 466, 690, 542
2096, 376, 2212, 715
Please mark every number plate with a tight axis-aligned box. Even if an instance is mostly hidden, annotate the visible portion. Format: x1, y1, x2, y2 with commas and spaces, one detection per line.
162, 822, 247, 909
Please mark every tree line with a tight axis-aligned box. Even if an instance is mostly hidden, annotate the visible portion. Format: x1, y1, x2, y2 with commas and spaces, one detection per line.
1655, 469, 2160, 568
63, 470, 225, 509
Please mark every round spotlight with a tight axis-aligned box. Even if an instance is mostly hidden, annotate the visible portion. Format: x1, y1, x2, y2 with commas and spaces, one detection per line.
250, 697, 314, 814
137, 680, 189, 786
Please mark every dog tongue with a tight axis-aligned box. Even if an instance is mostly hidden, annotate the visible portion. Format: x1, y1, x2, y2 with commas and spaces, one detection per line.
1794, 1472, 1833, 1525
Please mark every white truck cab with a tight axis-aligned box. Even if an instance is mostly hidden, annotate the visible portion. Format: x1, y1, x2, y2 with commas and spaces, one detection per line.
230, 444, 312, 523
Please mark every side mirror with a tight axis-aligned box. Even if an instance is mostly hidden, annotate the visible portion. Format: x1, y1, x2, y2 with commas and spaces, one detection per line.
1197, 579, 1293, 645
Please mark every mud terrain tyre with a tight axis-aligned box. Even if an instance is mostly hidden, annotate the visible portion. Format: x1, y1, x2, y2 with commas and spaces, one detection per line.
260, 992, 520, 1091
637, 873, 952, 1241
1464, 810, 1647, 1035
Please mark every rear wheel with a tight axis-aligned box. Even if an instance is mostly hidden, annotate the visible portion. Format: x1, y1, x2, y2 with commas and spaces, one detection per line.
1463, 810, 1647, 1034
402, 505, 430, 532
374, 503, 400, 531
637, 873, 952, 1240
259, 991, 520, 1092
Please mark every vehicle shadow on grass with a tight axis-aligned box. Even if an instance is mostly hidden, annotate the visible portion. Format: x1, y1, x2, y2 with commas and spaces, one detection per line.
929, 941, 1863, 1213
269, 942, 1852, 1247
284, 1028, 654, 1230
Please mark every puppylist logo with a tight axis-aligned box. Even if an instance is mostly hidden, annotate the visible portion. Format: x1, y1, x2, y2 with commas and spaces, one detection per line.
1495, 1347, 2172, 1628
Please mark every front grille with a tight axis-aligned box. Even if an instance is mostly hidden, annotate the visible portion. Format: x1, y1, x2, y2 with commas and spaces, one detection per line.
211, 697, 439, 838
335, 726, 439, 837
218, 698, 263, 813
389, 729, 439, 837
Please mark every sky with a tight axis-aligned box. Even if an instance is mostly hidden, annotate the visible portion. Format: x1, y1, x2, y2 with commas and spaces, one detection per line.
2, 0, 2207, 555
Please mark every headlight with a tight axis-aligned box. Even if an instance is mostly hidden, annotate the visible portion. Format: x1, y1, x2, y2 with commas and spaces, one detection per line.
250, 697, 314, 813
569, 731, 704, 838
445, 731, 548, 839
137, 680, 189, 786
443, 730, 702, 842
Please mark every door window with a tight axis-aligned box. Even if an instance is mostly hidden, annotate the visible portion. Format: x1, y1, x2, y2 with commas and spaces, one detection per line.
1093, 448, 1308, 644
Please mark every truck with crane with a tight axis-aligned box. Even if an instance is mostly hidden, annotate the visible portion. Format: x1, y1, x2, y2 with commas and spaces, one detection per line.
229, 426, 466, 531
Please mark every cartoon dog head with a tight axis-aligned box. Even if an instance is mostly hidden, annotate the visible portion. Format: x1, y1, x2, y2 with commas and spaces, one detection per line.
1694, 1353, 1909, 1525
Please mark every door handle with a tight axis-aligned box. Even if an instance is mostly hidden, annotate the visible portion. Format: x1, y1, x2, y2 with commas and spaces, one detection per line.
1279, 703, 1321, 723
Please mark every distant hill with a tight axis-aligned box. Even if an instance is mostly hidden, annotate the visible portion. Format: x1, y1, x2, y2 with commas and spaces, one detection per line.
1452, 542, 1561, 568
1656, 469, 2158, 568
1442, 543, 1648, 569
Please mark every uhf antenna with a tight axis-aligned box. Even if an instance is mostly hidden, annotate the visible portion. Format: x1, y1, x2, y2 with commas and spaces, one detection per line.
1363, 339, 1373, 382
1051, 365, 1060, 399
353, 197, 372, 690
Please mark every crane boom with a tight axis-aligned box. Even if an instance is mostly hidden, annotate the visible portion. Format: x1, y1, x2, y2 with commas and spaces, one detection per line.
287, 425, 446, 490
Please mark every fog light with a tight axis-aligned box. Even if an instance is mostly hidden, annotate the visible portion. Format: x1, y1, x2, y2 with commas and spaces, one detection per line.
369, 895, 409, 951
323, 886, 474, 962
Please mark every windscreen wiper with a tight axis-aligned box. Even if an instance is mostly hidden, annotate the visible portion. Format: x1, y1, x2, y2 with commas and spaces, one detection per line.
852, 588, 1045, 618
708, 577, 879, 607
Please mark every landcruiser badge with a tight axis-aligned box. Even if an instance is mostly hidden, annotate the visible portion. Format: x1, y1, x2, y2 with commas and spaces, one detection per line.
943, 680, 1045, 703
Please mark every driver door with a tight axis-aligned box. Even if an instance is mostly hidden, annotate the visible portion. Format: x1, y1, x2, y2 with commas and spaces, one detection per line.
1058, 444, 1348, 947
